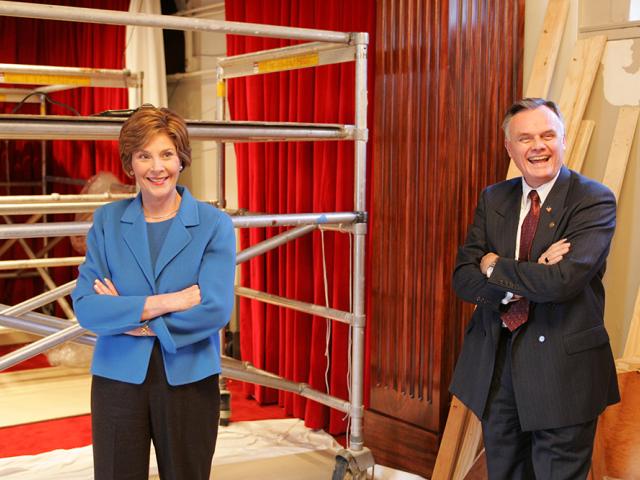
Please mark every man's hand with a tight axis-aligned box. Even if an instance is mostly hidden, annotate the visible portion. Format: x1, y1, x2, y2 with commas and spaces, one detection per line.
480, 252, 499, 275
538, 238, 570, 266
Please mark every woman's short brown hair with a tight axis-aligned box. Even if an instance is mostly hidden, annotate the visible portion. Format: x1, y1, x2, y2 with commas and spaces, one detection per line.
119, 105, 192, 176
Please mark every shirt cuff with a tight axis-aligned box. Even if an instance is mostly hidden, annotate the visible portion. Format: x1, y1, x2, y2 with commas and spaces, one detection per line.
501, 291, 514, 304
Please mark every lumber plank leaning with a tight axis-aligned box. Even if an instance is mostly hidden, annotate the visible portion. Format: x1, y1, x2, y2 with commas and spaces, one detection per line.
558, 35, 607, 162
506, 0, 570, 180
432, 396, 483, 480
525, 0, 570, 98
622, 286, 640, 361
567, 119, 595, 173
601, 106, 640, 201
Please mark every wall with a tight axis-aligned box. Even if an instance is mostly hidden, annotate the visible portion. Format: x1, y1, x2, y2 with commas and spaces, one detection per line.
524, 0, 640, 356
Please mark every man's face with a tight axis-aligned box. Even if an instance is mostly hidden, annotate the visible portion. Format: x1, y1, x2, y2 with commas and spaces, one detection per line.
505, 106, 566, 188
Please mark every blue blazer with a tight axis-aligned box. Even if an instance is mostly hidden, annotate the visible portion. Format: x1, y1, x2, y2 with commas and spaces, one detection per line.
72, 185, 236, 386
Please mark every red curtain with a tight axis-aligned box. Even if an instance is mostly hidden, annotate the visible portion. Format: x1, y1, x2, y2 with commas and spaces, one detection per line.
226, 0, 375, 434
0, 0, 130, 308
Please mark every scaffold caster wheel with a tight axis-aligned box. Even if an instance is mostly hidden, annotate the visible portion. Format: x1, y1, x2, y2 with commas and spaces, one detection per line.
331, 448, 374, 480
219, 388, 231, 426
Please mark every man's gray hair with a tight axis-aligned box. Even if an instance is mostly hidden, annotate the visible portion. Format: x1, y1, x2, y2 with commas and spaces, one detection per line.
502, 98, 565, 139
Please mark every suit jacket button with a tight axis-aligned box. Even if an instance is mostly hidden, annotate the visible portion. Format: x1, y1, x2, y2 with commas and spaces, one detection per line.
538, 335, 545, 343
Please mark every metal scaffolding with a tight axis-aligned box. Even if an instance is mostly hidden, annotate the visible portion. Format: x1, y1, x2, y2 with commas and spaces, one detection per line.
0, 2, 371, 476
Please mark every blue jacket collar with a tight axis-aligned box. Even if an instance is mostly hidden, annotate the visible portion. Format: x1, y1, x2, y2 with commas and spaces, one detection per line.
120, 185, 199, 286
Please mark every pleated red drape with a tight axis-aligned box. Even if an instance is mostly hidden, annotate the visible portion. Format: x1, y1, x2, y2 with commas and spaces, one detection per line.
225, 0, 375, 434
0, 0, 130, 307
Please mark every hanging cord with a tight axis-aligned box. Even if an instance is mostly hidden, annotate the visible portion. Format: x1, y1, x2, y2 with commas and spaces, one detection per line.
320, 229, 332, 395
11, 92, 80, 116
343, 232, 354, 448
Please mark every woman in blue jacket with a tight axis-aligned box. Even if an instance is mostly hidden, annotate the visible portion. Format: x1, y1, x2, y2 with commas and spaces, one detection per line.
72, 106, 236, 480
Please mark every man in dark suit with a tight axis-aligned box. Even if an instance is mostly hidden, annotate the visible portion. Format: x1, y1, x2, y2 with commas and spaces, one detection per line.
450, 98, 620, 479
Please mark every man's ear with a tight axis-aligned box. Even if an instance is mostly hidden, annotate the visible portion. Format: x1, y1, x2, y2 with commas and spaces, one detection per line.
504, 139, 513, 158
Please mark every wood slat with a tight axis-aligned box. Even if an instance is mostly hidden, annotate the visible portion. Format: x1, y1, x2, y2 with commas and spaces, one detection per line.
432, 396, 484, 480
506, 0, 570, 180
525, 0, 570, 97
622, 286, 640, 360
601, 106, 640, 201
558, 35, 607, 161
567, 119, 595, 173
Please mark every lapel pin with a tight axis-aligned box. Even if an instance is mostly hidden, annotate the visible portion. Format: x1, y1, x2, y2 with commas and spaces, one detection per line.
546, 206, 552, 213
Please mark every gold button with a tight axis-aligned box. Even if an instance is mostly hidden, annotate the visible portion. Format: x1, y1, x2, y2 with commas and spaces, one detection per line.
549, 221, 556, 228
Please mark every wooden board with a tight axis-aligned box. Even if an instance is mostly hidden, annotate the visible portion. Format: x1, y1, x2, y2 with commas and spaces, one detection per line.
463, 450, 487, 480
567, 120, 595, 172
525, 0, 570, 98
622, 286, 640, 360
591, 371, 640, 479
432, 396, 483, 480
558, 35, 607, 161
601, 106, 640, 201
506, 0, 570, 181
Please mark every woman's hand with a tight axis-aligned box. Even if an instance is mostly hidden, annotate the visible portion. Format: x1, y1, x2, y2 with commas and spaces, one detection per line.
538, 238, 570, 266
93, 278, 119, 296
141, 284, 202, 321
167, 285, 201, 311
93, 277, 156, 336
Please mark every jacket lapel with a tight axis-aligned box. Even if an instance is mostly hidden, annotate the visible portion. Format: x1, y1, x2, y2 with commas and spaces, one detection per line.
492, 179, 521, 258
121, 195, 155, 290
530, 166, 571, 261
154, 186, 199, 280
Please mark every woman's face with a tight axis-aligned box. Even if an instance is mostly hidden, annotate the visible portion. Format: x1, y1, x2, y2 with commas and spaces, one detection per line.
131, 133, 181, 205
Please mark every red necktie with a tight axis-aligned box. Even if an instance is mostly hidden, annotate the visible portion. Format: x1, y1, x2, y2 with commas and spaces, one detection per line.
501, 190, 541, 331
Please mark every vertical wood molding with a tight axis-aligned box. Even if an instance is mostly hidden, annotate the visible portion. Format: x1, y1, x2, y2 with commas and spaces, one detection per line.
368, 0, 524, 476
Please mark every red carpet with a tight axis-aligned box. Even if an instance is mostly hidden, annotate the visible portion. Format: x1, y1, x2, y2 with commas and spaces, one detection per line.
0, 378, 289, 458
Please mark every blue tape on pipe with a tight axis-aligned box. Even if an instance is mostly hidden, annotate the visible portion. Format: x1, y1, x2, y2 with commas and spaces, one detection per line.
318, 215, 328, 224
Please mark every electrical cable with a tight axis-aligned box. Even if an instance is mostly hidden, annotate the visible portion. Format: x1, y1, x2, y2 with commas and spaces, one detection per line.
11, 92, 80, 116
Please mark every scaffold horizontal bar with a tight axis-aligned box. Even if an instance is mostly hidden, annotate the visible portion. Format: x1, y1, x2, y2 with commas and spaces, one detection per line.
218, 42, 356, 79
0, 322, 85, 372
0, 1, 351, 43
0, 310, 351, 413
0, 115, 353, 141
0, 256, 84, 270
0, 212, 358, 239
0, 193, 134, 204
0, 280, 76, 316
236, 225, 317, 264
0, 202, 113, 215
235, 286, 353, 324
0, 312, 95, 346
221, 356, 350, 413
0, 63, 141, 88
232, 212, 358, 228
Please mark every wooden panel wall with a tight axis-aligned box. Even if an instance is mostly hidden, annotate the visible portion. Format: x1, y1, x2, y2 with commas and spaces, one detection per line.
366, 0, 525, 476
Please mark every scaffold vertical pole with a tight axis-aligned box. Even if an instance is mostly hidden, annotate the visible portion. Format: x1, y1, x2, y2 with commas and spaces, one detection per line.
349, 31, 369, 452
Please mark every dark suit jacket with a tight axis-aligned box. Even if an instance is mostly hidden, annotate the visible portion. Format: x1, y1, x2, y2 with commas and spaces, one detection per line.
450, 166, 620, 431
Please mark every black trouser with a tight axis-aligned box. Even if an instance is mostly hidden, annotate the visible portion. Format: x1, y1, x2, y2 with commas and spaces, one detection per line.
481, 328, 597, 480
91, 342, 220, 480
